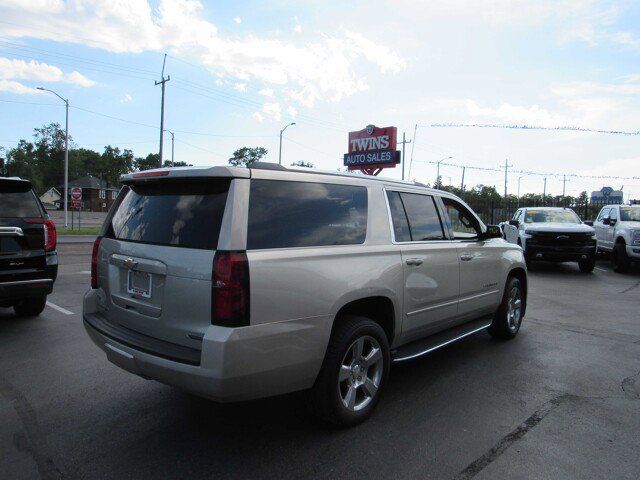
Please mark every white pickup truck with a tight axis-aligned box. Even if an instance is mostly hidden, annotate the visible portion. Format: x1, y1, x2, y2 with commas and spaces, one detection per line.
501, 207, 597, 272
594, 204, 640, 272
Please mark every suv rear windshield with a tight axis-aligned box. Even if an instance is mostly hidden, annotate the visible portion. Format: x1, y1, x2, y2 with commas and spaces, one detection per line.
107, 180, 229, 250
247, 179, 367, 249
0, 182, 42, 218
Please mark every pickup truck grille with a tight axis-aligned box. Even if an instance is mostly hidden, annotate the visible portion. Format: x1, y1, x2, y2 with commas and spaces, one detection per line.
529, 232, 595, 246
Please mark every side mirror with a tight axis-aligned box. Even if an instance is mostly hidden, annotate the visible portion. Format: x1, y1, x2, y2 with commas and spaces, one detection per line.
610, 218, 617, 226
481, 225, 503, 240
602, 217, 611, 225
583, 220, 593, 227
508, 220, 519, 227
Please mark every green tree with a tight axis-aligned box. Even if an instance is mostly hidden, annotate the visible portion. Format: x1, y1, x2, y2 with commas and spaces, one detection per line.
291, 160, 314, 168
163, 160, 192, 167
134, 153, 160, 171
228, 146, 267, 167
98, 146, 134, 187
5, 140, 40, 190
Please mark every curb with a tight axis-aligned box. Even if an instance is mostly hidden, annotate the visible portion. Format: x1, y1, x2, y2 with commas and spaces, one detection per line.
58, 235, 97, 244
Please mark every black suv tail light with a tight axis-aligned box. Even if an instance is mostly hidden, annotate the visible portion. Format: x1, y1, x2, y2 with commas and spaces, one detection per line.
44, 219, 57, 252
211, 251, 250, 327
91, 237, 102, 289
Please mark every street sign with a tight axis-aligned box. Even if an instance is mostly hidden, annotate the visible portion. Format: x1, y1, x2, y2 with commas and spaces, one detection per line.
343, 125, 400, 175
71, 199, 82, 209
70, 187, 82, 201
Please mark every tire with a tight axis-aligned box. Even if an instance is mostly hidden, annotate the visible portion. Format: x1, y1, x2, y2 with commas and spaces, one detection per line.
524, 254, 533, 270
13, 296, 47, 317
488, 277, 524, 340
309, 315, 390, 427
578, 256, 595, 273
612, 242, 630, 273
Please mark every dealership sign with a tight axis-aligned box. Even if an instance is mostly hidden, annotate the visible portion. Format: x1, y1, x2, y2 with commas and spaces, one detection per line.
343, 125, 400, 175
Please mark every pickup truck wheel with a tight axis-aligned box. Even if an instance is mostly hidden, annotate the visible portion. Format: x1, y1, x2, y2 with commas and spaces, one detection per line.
13, 296, 47, 317
309, 316, 390, 427
578, 256, 596, 273
612, 242, 630, 273
488, 277, 524, 340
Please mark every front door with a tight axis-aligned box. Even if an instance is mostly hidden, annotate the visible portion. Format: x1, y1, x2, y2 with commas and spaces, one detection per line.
594, 207, 610, 248
441, 197, 502, 322
385, 190, 460, 343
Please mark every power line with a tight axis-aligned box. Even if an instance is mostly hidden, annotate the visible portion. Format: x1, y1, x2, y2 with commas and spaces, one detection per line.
431, 123, 640, 136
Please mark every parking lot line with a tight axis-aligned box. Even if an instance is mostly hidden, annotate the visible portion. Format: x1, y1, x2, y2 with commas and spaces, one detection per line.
594, 267, 608, 272
46, 301, 74, 315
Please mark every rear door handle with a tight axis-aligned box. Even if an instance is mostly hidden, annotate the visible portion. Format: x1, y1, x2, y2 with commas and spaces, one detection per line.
460, 254, 474, 261
405, 258, 424, 266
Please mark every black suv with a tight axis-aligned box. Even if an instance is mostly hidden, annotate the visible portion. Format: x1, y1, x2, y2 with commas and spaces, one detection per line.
0, 177, 58, 316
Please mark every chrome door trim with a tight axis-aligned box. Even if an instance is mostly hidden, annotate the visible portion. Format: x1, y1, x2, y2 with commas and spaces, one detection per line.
458, 289, 500, 304
0, 227, 24, 236
406, 298, 458, 317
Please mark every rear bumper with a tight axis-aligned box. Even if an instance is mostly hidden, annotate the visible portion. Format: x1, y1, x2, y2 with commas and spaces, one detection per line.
525, 244, 596, 262
0, 277, 54, 302
82, 289, 332, 402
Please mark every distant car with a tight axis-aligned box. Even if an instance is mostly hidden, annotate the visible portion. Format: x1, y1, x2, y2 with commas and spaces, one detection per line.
501, 207, 597, 272
0, 177, 58, 316
594, 204, 640, 273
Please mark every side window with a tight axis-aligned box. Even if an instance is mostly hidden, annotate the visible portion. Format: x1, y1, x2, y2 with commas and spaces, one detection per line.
247, 180, 367, 249
398, 192, 445, 241
386, 191, 411, 242
512, 209, 521, 221
596, 208, 610, 222
442, 197, 481, 240
609, 208, 617, 221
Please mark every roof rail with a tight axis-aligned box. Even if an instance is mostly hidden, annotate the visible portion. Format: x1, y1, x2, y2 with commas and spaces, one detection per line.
249, 162, 288, 171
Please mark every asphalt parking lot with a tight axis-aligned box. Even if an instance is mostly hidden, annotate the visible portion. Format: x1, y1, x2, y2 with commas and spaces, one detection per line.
1, 244, 639, 480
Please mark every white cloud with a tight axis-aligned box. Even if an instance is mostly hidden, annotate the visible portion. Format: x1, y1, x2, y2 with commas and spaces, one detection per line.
119, 92, 133, 103
612, 31, 640, 48
0, 0, 405, 106
215, 79, 223, 86
0, 79, 41, 95
258, 88, 274, 97
465, 99, 569, 127
286, 105, 297, 118
262, 102, 282, 121
293, 16, 302, 33
234, 82, 246, 92
252, 112, 264, 122
0, 57, 95, 86
233, 17, 242, 24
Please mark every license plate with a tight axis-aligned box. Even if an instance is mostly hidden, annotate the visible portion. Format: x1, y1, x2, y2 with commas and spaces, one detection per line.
127, 270, 152, 298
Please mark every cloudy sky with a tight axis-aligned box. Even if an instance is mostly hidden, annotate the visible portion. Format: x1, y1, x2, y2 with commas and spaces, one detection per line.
1, 0, 639, 198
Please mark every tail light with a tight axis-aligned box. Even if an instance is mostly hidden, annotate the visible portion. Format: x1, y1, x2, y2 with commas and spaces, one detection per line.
211, 251, 250, 327
91, 237, 102, 289
44, 219, 57, 252
24, 218, 56, 252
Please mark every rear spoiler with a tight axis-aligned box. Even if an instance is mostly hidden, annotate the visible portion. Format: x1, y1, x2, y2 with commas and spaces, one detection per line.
0, 177, 33, 192
120, 166, 250, 184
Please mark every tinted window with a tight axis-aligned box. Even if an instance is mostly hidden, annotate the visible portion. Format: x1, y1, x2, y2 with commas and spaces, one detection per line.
386, 191, 411, 242
107, 180, 229, 249
247, 180, 367, 249
442, 197, 481, 239
0, 190, 41, 218
398, 193, 445, 241
609, 208, 617, 221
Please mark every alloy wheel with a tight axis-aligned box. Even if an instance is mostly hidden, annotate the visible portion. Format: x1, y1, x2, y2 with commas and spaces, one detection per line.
338, 336, 383, 412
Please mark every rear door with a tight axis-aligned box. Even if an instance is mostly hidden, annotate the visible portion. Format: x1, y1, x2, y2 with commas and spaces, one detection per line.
0, 181, 47, 283
386, 190, 460, 343
97, 179, 230, 349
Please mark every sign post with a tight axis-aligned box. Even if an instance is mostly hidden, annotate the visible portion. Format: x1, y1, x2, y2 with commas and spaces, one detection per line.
343, 125, 400, 176
70, 187, 82, 230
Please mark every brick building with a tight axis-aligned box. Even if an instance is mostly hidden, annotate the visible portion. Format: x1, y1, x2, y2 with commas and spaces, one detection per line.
62, 175, 119, 212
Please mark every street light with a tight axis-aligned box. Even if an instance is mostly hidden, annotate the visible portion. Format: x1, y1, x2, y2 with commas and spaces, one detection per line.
278, 122, 296, 165
517, 174, 529, 206
165, 130, 175, 166
435, 156, 452, 189
37, 87, 69, 228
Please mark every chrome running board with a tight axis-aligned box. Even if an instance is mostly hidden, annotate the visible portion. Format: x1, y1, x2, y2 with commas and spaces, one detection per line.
392, 317, 492, 362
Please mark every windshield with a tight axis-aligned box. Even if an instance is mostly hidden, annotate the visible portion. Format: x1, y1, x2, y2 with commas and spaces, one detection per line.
620, 207, 640, 222
524, 209, 581, 224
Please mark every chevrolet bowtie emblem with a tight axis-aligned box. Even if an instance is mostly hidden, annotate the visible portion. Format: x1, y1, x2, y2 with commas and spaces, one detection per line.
123, 258, 138, 270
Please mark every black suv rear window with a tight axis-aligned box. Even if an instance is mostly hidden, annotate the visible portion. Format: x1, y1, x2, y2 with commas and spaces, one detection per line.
0, 182, 42, 218
247, 179, 367, 249
107, 180, 229, 249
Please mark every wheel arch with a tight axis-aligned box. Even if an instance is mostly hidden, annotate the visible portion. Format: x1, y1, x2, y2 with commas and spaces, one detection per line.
332, 296, 397, 346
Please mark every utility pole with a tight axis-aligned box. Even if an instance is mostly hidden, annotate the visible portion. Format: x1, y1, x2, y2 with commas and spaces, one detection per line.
517, 174, 528, 207
460, 166, 466, 192
37, 87, 69, 228
408, 123, 418, 180
398, 132, 412, 180
503, 158, 513, 199
543, 177, 547, 204
561, 174, 569, 197
278, 122, 296, 165
155, 53, 170, 167
435, 156, 452, 189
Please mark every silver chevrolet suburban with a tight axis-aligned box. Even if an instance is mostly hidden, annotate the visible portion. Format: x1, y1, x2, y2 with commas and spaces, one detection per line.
83, 163, 527, 425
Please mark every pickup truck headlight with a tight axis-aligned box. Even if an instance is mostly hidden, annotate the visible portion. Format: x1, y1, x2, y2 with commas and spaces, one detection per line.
632, 230, 640, 246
